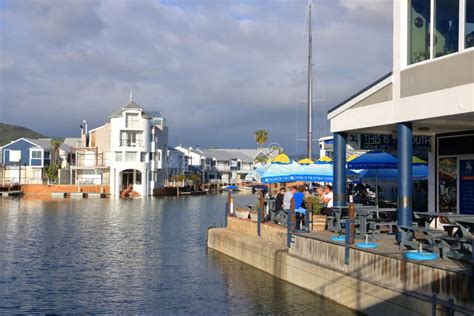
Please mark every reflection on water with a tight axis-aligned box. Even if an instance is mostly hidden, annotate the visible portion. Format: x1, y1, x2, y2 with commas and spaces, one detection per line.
0, 195, 356, 314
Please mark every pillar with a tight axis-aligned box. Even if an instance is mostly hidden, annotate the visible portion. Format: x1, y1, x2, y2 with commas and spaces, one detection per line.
333, 132, 347, 207
397, 122, 413, 228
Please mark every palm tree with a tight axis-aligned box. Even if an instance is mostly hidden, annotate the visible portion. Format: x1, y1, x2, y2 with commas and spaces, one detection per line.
254, 130, 268, 149
50, 139, 61, 164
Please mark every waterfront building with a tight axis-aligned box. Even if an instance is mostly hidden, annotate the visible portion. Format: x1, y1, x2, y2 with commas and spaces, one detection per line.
167, 147, 188, 178
199, 148, 278, 184
0, 138, 71, 184
69, 99, 168, 197
329, 0, 474, 215
174, 145, 207, 172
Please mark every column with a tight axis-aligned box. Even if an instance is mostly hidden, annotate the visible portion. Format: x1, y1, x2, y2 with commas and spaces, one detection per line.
333, 132, 347, 207
397, 122, 413, 228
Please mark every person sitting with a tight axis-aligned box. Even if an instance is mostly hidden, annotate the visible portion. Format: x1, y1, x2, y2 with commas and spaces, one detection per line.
322, 184, 333, 208
269, 187, 285, 223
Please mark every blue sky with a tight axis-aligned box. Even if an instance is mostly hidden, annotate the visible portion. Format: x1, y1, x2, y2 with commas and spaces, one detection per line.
0, 0, 392, 155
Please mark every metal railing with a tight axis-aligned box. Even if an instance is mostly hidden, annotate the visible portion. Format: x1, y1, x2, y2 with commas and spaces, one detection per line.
119, 139, 144, 147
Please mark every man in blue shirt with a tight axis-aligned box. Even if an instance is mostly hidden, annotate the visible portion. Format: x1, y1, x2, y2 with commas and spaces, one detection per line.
293, 185, 307, 229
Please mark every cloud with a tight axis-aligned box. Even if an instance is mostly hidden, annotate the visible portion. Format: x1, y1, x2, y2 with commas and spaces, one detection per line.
0, 0, 392, 155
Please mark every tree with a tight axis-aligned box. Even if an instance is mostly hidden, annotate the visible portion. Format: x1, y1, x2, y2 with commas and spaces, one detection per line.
50, 139, 61, 164
254, 130, 268, 149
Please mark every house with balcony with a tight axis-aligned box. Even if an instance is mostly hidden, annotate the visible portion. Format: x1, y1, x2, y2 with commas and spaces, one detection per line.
199, 148, 278, 184
72, 99, 168, 197
328, 0, 474, 216
0, 138, 71, 184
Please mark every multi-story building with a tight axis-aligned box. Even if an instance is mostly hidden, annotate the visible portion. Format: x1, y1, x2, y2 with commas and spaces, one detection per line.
0, 138, 71, 184
328, 0, 474, 215
69, 99, 168, 197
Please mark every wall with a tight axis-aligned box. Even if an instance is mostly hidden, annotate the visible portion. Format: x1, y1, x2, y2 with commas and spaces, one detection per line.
227, 216, 287, 246
22, 184, 110, 194
207, 228, 451, 315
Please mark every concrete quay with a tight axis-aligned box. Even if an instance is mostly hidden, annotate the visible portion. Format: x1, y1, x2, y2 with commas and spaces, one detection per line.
207, 217, 473, 315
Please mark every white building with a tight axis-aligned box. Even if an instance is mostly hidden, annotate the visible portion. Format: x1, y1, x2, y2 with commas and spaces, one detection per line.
328, 0, 474, 214
69, 99, 168, 197
108, 101, 168, 197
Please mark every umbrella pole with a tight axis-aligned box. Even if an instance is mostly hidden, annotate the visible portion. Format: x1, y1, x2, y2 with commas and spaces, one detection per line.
375, 169, 379, 209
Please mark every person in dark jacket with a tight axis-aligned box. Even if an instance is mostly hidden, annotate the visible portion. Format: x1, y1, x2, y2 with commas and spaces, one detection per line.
269, 187, 286, 223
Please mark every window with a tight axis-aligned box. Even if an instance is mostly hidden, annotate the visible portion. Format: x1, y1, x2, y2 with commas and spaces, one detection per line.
409, 0, 431, 64
466, 0, 474, 48
125, 152, 136, 161
31, 150, 42, 159
44, 151, 50, 159
434, 0, 459, 57
120, 131, 143, 147
125, 113, 139, 128
135, 170, 142, 184
141, 152, 147, 162
115, 152, 122, 162
9, 150, 21, 162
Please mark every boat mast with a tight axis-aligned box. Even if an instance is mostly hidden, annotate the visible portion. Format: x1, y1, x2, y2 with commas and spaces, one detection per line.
306, 1, 313, 159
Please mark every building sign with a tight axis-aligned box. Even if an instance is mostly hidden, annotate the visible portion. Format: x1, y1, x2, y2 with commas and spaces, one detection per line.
348, 133, 431, 152
460, 159, 474, 214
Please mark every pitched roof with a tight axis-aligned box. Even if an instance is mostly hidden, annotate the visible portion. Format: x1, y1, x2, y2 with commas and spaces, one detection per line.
24, 138, 72, 152
200, 148, 273, 163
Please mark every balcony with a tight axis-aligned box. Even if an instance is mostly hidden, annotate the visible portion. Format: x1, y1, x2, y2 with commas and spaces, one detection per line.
119, 139, 144, 147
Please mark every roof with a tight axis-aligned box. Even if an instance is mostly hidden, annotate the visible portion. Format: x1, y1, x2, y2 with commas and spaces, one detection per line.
200, 148, 274, 163
328, 71, 392, 115
109, 100, 145, 118
23, 138, 72, 152
63, 137, 81, 147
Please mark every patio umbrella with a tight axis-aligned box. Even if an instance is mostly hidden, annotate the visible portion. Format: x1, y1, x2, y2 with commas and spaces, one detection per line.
359, 165, 428, 181
298, 158, 314, 165
260, 161, 301, 184
318, 156, 333, 163
348, 151, 428, 207
347, 151, 398, 207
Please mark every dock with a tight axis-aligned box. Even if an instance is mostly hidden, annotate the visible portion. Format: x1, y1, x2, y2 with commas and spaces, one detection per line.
208, 217, 474, 315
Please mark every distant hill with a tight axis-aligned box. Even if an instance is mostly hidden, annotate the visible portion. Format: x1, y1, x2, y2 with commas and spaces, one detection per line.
0, 122, 46, 146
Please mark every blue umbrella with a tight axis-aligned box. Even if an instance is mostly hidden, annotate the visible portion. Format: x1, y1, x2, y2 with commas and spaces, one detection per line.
260, 161, 301, 184
359, 165, 428, 181
347, 151, 398, 169
348, 151, 398, 208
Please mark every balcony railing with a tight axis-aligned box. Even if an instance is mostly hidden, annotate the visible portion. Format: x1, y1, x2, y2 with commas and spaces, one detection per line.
119, 139, 144, 147
125, 121, 141, 129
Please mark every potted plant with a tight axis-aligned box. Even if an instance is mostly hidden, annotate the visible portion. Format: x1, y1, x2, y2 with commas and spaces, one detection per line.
310, 195, 326, 231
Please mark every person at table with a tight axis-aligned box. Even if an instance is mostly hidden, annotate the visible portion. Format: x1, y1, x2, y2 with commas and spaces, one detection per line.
269, 187, 286, 223
322, 184, 333, 208
293, 185, 307, 229
283, 186, 296, 210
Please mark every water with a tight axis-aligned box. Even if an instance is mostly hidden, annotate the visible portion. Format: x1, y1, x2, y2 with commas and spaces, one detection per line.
0, 194, 356, 314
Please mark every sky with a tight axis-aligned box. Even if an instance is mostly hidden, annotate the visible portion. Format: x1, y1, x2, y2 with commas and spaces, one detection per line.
0, 0, 393, 155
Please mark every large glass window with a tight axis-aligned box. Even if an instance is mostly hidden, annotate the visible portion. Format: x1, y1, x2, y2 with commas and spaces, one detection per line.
434, 0, 459, 57
125, 152, 136, 161
438, 157, 457, 212
466, 0, 474, 49
31, 150, 42, 159
115, 152, 122, 162
409, 0, 431, 64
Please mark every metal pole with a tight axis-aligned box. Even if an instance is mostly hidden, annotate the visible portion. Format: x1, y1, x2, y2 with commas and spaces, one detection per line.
307, 1, 313, 159
334, 132, 347, 207
345, 218, 351, 265
258, 190, 264, 237
397, 122, 413, 242
287, 197, 295, 248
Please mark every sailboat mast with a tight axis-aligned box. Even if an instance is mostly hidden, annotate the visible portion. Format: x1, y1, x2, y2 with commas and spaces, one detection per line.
307, 1, 313, 159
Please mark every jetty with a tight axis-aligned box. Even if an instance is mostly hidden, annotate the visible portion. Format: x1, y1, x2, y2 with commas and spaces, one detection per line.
208, 216, 473, 315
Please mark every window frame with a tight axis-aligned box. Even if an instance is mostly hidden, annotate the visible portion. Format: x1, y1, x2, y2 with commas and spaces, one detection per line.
405, 0, 472, 68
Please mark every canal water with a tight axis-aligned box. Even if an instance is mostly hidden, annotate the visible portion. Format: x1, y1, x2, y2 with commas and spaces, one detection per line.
0, 194, 356, 314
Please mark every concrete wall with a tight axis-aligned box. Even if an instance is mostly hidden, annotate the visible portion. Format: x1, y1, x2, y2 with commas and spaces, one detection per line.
208, 229, 442, 315
290, 235, 472, 310
401, 50, 474, 98
227, 216, 287, 246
